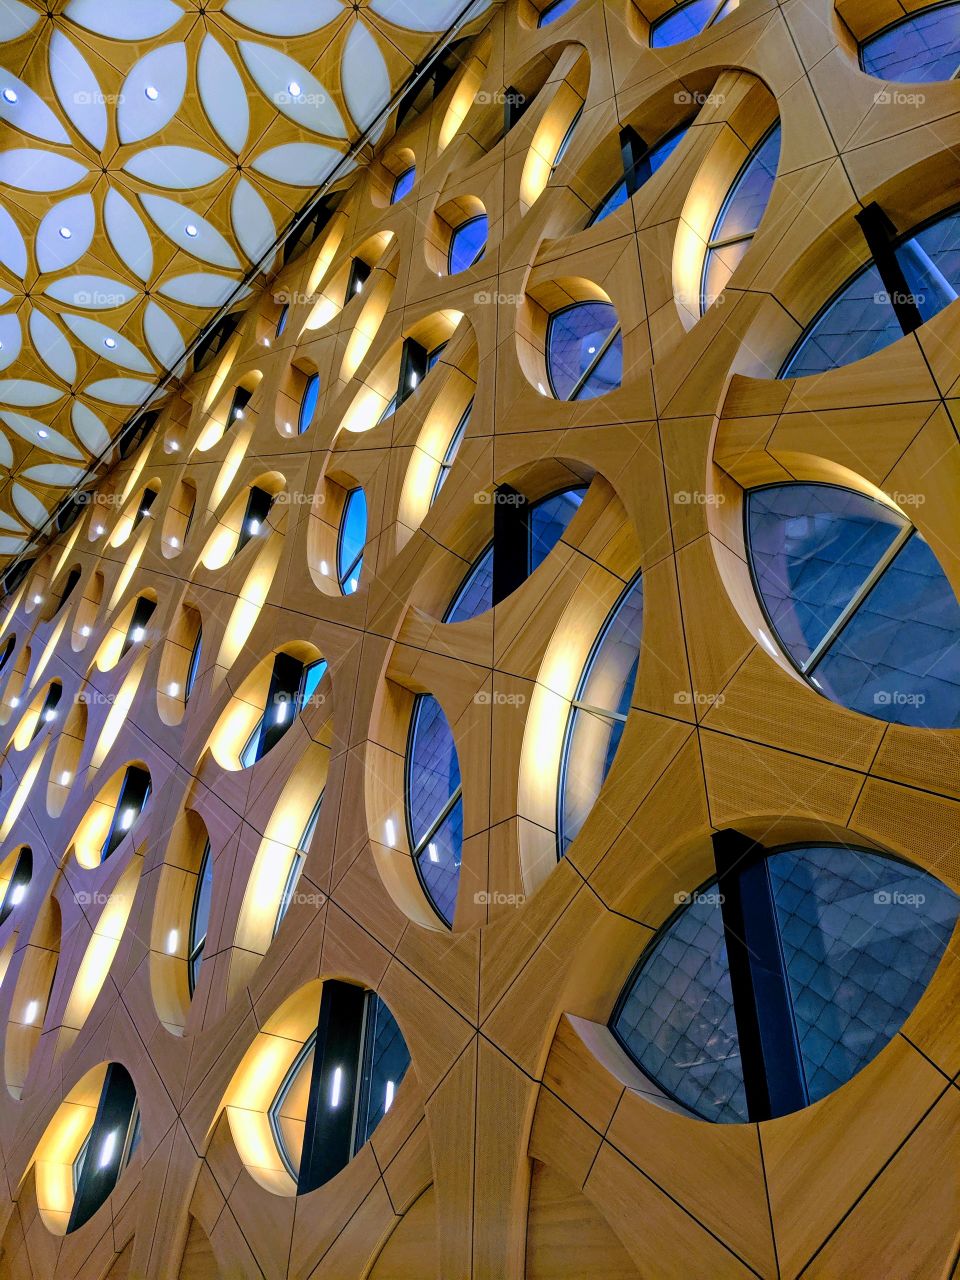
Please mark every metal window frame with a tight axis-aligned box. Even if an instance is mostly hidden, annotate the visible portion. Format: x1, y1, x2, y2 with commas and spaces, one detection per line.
186, 840, 212, 998
430, 399, 473, 505
337, 488, 367, 595
404, 694, 464, 928
545, 301, 622, 401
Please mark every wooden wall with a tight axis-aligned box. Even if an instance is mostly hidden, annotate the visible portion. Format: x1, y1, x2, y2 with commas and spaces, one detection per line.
0, 0, 956, 1276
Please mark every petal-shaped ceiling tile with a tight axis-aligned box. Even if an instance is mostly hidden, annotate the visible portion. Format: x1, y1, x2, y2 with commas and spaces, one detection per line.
341, 21, 390, 131
0, 66, 71, 143
0, 1, 39, 42
0, 149, 86, 192
36, 193, 96, 272
123, 147, 228, 190
29, 311, 76, 384
0, 312, 21, 370
1, 411, 82, 459
237, 42, 347, 138
0, 289, 11, 306
0, 382, 64, 408
64, 0, 184, 41
44, 275, 138, 309
251, 142, 343, 186
0, 537, 27, 555
0, 506, 23, 532
21, 463, 86, 487
12, 483, 48, 529
72, 401, 110, 454
0, 203, 26, 277
139, 194, 241, 269
60, 313, 154, 373
143, 300, 184, 367
0, 431, 11, 470
369, 0, 491, 28
85, 377, 154, 405
49, 32, 107, 150
223, 0, 342, 37
156, 272, 244, 307
231, 179, 276, 266
197, 35, 248, 155
118, 43, 187, 144
104, 189, 154, 282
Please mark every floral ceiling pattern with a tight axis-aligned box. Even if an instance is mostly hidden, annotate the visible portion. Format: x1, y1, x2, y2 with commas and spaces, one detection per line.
0, 0, 488, 564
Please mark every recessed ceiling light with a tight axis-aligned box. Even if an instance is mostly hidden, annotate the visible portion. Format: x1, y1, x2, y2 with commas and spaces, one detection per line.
288, 80, 302, 96
144, 85, 159, 101
103, 337, 117, 349
58, 226, 72, 239
185, 223, 198, 237
1, 88, 17, 105
37, 428, 48, 439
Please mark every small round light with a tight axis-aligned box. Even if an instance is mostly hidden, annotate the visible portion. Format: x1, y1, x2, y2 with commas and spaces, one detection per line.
587, 345, 596, 355
288, 80, 302, 97
144, 85, 159, 101
185, 223, 198, 238
1, 88, 17, 105
37, 429, 48, 439
103, 337, 117, 349
58, 226, 72, 240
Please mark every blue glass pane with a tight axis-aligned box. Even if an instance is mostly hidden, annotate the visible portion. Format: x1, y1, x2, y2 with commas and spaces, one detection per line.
813, 531, 960, 727
539, 0, 580, 23
651, 0, 719, 46
590, 179, 629, 226
299, 660, 327, 712
711, 124, 780, 242
648, 124, 689, 172
391, 167, 415, 203
748, 484, 905, 665
896, 210, 960, 322
559, 574, 643, 853
448, 215, 488, 274
275, 304, 289, 338
356, 997, 411, 1148
613, 890, 747, 1122
189, 847, 213, 988
781, 262, 902, 376
860, 2, 960, 82
299, 373, 320, 434
407, 695, 462, 848
431, 403, 471, 504
547, 302, 620, 400
552, 106, 582, 170
446, 545, 494, 622
574, 329, 622, 399
769, 846, 959, 1104
416, 797, 463, 926
530, 487, 585, 570
185, 628, 202, 700
701, 237, 751, 310
338, 489, 367, 594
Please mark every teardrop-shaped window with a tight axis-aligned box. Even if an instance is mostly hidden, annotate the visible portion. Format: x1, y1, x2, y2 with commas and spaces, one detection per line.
612, 841, 959, 1121
747, 482, 960, 726
405, 694, 463, 926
